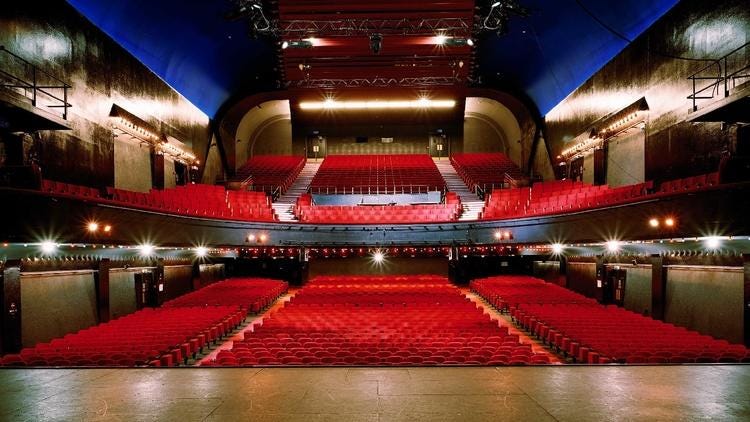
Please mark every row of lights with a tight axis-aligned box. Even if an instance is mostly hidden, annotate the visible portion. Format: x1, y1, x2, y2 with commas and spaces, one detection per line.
299, 98, 456, 110
649, 216, 676, 228
281, 35, 474, 50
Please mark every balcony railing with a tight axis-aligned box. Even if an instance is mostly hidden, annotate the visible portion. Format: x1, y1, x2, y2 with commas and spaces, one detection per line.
687, 42, 749, 112
0, 45, 72, 119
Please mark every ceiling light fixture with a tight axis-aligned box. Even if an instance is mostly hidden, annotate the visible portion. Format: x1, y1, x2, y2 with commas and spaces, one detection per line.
299, 99, 456, 110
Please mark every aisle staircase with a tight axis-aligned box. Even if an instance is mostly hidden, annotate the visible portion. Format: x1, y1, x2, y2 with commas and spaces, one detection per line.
272, 160, 321, 222
434, 158, 484, 221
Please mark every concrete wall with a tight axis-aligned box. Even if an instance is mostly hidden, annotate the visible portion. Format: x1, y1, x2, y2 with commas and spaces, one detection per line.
309, 257, 449, 278
251, 119, 293, 157
113, 136, 153, 192
665, 266, 744, 344
20, 271, 97, 347
235, 100, 292, 168
1, 3, 210, 187
462, 97, 521, 162
607, 131, 645, 187
164, 157, 177, 189
622, 265, 652, 316
582, 153, 595, 184
109, 269, 137, 320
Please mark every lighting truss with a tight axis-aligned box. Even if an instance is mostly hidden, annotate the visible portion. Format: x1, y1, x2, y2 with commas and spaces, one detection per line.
279, 18, 472, 37
480, 0, 530, 36
288, 76, 462, 89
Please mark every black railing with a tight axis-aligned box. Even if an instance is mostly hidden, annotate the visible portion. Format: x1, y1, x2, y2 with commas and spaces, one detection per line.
0, 45, 72, 119
687, 42, 749, 112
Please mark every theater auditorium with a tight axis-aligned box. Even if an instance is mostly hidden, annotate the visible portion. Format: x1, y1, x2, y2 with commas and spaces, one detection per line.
0, 0, 749, 420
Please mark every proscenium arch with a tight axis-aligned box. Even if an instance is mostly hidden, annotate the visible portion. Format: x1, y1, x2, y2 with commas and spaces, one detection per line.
463, 97, 524, 161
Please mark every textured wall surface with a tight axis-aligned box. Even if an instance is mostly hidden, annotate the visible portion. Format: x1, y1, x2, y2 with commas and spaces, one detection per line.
566, 262, 598, 299
1, 3, 209, 187
109, 269, 137, 320
607, 131, 646, 187
623, 265, 652, 316
113, 138, 152, 192
545, 0, 749, 182
20, 271, 97, 347
164, 265, 193, 302
665, 266, 744, 344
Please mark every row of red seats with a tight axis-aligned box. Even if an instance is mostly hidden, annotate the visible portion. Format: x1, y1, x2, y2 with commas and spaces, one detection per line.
204, 275, 553, 366
310, 155, 446, 192
450, 153, 524, 192
659, 172, 719, 193
472, 275, 750, 364
232, 155, 306, 194
41, 179, 100, 198
163, 278, 288, 313
0, 307, 246, 367
294, 192, 462, 224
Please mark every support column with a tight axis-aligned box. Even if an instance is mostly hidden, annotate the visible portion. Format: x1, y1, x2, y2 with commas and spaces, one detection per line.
743, 254, 749, 347
2, 260, 22, 354
651, 255, 667, 320
95, 259, 111, 323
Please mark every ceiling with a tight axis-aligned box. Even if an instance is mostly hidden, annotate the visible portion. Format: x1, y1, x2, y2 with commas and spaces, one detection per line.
66, 0, 678, 118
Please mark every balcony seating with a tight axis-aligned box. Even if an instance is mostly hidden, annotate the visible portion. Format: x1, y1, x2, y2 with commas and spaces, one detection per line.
310, 155, 446, 193
471, 275, 750, 364
294, 192, 462, 224
163, 278, 288, 313
40, 179, 101, 198
206, 275, 553, 366
450, 153, 524, 192
106, 184, 276, 222
232, 155, 306, 194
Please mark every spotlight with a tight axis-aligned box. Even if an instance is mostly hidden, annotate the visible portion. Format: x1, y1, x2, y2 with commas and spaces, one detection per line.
139, 244, 154, 256
87, 222, 99, 232
664, 217, 675, 227
435, 34, 448, 45
606, 240, 621, 253
40, 241, 57, 255
372, 250, 385, 264
247, 234, 256, 242
195, 246, 208, 258
281, 41, 289, 49
704, 237, 721, 250
103, 225, 112, 233
259, 234, 268, 243
467, 38, 475, 47
369, 34, 383, 54
648, 218, 659, 228
551, 243, 564, 254
494, 231, 503, 240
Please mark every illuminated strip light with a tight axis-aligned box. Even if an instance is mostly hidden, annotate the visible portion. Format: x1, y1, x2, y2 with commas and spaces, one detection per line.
299, 99, 456, 110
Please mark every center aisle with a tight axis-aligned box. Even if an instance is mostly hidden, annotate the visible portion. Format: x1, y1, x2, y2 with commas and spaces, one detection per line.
204, 275, 554, 366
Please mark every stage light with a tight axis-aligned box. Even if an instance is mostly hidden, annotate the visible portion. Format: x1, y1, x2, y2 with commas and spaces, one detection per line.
103, 225, 112, 233
494, 231, 503, 240
195, 246, 208, 257
40, 241, 57, 254
281, 41, 289, 49
139, 244, 154, 256
372, 250, 385, 264
435, 34, 448, 45
259, 234, 268, 242
299, 99, 456, 110
247, 234, 256, 242
704, 236, 721, 250
648, 218, 659, 228
551, 243, 564, 254
87, 221, 99, 232
606, 240, 621, 253
467, 38, 475, 46
664, 217, 675, 227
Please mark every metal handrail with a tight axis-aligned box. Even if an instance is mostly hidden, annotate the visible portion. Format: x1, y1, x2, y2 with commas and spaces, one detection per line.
687, 42, 749, 112
308, 185, 444, 195
0, 45, 72, 119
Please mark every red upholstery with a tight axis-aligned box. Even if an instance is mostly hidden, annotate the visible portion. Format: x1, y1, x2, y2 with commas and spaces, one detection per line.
450, 153, 524, 192
472, 275, 749, 364
163, 278, 288, 313
310, 155, 446, 193
209, 275, 552, 366
232, 155, 305, 194
2, 306, 246, 367
294, 192, 462, 224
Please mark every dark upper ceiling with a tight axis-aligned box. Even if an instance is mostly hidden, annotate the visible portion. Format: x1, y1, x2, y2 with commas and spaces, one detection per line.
66, 0, 678, 118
